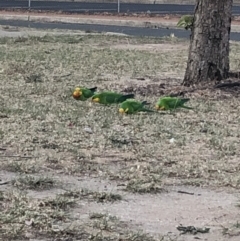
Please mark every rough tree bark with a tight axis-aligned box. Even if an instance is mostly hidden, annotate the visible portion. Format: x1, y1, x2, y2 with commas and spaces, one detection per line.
183, 0, 233, 86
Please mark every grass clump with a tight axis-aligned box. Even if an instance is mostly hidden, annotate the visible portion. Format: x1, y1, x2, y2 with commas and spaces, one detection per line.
62, 189, 122, 203
0, 191, 71, 240
3, 160, 40, 174
12, 175, 55, 190
88, 213, 157, 241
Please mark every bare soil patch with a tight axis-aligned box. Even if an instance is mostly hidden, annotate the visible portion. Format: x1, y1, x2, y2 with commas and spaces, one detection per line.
2, 9, 240, 25
0, 30, 240, 240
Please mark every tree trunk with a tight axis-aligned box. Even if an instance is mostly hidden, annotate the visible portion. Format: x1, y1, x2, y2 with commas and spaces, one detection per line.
183, 0, 233, 86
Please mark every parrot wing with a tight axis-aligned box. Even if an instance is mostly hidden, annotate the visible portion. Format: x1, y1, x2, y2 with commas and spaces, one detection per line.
104, 93, 122, 104
117, 94, 135, 103
93, 92, 135, 104
91, 92, 117, 104
167, 98, 190, 109
82, 87, 97, 99
102, 92, 135, 104
125, 100, 154, 113
89, 87, 98, 92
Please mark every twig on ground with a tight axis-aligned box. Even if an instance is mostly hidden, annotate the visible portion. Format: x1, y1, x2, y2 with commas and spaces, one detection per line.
0, 155, 35, 159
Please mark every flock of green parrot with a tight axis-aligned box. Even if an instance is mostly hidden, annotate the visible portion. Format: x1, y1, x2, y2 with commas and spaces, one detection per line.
72, 86, 193, 114
70, 15, 196, 114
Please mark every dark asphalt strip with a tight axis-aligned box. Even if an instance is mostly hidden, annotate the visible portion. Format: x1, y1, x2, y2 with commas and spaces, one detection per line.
0, 19, 239, 41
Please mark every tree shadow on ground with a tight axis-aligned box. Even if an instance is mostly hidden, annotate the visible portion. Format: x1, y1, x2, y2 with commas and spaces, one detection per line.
123, 77, 240, 99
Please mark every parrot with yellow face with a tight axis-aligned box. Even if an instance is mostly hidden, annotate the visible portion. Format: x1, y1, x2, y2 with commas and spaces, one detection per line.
119, 100, 154, 114
91, 92, 134, 105
155, 97, 193, 110
72, 87, 97, 101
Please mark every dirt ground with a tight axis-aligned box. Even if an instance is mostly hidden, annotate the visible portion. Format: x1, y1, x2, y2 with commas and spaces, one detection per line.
3, 9, 240, 32
2, 9, 240, 24
0, 28, 240, 241
2, 10, 240, 34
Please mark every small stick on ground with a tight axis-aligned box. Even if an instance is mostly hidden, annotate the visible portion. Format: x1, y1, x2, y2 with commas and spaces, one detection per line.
0, 155, 35, 159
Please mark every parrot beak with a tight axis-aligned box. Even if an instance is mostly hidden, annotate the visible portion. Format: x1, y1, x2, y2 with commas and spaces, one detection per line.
119, 108, 125, 114
155, 105, 160, 110
73, 90, 82, 99
92, 97, 100, 103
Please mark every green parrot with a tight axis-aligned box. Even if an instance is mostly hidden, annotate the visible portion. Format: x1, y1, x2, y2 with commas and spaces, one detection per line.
119, 100, 154, 114
73, 87, 97, 101
91, 92, 134, 105
177, 15, 194, 30
155, 97, 193, 110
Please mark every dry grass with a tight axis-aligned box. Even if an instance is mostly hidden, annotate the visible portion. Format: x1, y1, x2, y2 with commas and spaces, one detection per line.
0, 32, 240, 240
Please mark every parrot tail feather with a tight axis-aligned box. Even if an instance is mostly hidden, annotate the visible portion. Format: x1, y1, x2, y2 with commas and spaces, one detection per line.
141, 101, 151, 106
89, 87, 98, 92
119, 94, 135, 102
182, 105, 193, 109
142, 108, 155, 112
181, 98, 190, 103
